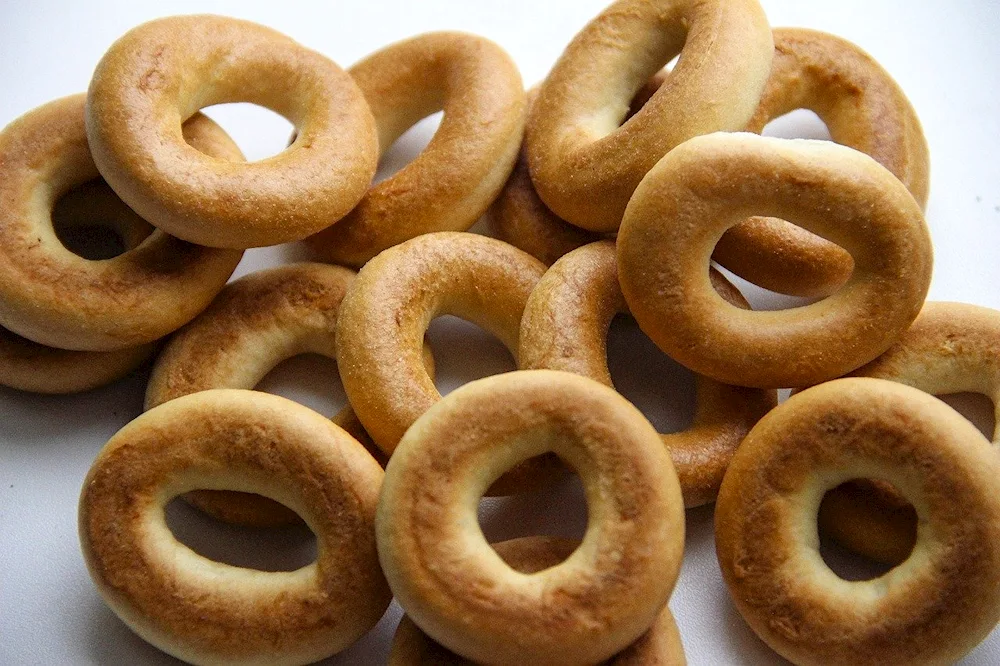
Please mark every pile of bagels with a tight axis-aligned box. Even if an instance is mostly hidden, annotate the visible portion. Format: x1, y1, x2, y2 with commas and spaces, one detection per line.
2, 0, 999, 664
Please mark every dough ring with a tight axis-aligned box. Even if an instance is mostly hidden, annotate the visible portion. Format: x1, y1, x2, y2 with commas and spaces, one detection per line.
525, 0, 773, 232
617, 132, 932, 388
336, 232, 561, 494
147, 262, 435, 527
520, 240, 776, 506
0, 94, 244, 352
388, 536, 686, 665
819, 301, 1000, 564
79, 389, 391, 666
716, 378, 1000, 665
0, 179, 159, 393
714, 28, 931, 298
308, 31, 525, 267
377, 370, 685, 665
87, 14, 378, 248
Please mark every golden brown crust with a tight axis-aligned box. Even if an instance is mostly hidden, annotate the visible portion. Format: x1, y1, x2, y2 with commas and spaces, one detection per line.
488, 75, 679, 267
79, 389, 391, 666
525, 0, 773, 232
0, 94, 244, 351
389, 536, 686, 665
715, 378, 1000, 665
617, 133, 932, 388
520, 241, 776, 506
336, 232, 546, 454
487, 140, 600, 266
146, 263, 432, 526
377, 371, 685, 665
817, 302, 1000, 564
0, 175, 159, 393
0, 326, 155, 394
713, 27, 930, 298
86, 15, 378, 248
308, 32, 526, 267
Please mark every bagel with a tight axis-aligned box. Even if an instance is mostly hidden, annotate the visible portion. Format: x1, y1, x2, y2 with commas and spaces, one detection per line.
0, 327, 154, 394
0, 177, 159, 393
520, 240, 776, 506
388, 536, 686, 665
336, 232, 545, 454
525, 0, 773, 232
486, 76, 670, 266
308, 32, 525, 267
79, 389, 391, 666
713, 28, 931, 298
377, 370, 685, 665
715, 378, 1000, 665
146, 262, 436, 526
86, 14, 378, 248
0, 94, 244, 352
818, 302, 1000, 564
617, 132, 932, 388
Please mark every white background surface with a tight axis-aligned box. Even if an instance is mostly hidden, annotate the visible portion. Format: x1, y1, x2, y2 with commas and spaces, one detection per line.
2, 0, 1000, 664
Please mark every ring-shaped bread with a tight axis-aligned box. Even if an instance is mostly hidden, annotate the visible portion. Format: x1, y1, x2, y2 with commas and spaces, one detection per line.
0, 327, 155, 394
715, 378, 1000, 665
86, 14, 377, 248
713, 28, 931, 298
307, 32, 525, 267
525, 0, 773, 232
818, 302, 1000, 564
0, 178, 158, 393
377, 370, 685, 665
79, 389, 391, 666
388, 536, 686, 665
0, 94, 244, 352
617, 132, 932, 388
147, 262, 436, 526
520, 241, 776, 506
336, 232, 545, 454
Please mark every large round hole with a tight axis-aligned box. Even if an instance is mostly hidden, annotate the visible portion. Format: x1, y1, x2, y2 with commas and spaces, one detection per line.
426, 315, 515, 397
165, 497, 316, 572
607, 313, 695, 434
479, 465, 587, 557
817, 478, 914, 580
52, 180, 153, 260
199, 102, 295, 162
253, 353, 346, 418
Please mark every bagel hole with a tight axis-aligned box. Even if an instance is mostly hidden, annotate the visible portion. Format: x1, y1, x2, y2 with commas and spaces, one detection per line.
607, 313, 695, 434
711, 263, 822, 312
936, 392, 996, 440
623, 56, 679, 122
200, 103, 295, 162
479, 466, 587, 555
165, 497, 316, 571
426, 315, 515, 396
762, 109, 832, 142
818, 531, 898, 581
52, 180, 153, 260
818, 478, 914, 581
374, 111, 443, 184
254, 353, 347, 418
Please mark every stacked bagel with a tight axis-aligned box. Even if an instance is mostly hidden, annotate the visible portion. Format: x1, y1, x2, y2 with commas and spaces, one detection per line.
1, 1, 998, 665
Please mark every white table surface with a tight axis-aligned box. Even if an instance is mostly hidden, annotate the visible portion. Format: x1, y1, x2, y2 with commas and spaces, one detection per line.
2, 0, 999, 664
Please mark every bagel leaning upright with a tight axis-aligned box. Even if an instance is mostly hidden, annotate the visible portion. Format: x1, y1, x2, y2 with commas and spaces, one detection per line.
525, 0, 773, 232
